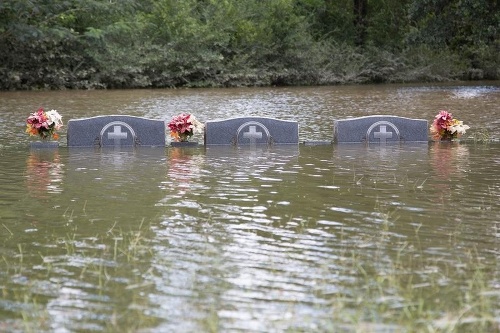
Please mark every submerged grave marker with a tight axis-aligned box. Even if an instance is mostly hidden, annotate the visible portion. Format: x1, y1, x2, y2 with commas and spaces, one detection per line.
204, 117, 299, 145
67, 115, 166, 147
333, 115, 428, 144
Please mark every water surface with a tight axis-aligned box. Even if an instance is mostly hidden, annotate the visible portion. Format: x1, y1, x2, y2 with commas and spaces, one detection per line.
0, 83, 499, 332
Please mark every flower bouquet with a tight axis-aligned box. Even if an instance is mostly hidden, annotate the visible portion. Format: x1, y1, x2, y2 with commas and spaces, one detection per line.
26, 108, 63, 140
430, 110, 470, 141
167, 113, 204, 142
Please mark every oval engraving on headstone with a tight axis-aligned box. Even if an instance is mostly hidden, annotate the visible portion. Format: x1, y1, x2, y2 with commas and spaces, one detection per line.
100, 121, 136, 146
236, 121, 271, 145
366, 121, 400, 143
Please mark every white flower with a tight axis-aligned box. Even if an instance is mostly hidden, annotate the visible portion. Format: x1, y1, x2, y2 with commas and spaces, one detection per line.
46, 109, 63, 129
448, 121, 470, 135
188, 115, 204, 134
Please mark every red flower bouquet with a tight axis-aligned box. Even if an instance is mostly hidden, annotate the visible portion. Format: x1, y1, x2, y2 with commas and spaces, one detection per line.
167, 113, 204, 142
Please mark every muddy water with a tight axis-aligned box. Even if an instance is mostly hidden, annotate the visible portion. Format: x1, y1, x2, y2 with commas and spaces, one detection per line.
0, 82, 499, 332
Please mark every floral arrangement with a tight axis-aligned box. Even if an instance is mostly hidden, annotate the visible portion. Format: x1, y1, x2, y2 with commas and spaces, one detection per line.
26, 108, 63, 140
430, 110, 470, 141
167, 113, 204, 142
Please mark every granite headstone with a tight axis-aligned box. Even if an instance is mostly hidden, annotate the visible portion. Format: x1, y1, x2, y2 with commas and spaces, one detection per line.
333, 115, 428, 143
204, 117, 299, 145
67, 115, 166, 147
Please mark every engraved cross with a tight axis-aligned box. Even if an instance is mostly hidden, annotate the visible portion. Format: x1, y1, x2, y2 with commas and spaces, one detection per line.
243, 125, 263, 144
108, 125, 128, 145
373, 125, 393, 144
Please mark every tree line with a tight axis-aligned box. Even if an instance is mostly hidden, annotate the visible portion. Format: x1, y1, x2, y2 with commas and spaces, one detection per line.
0, 0, 498, 90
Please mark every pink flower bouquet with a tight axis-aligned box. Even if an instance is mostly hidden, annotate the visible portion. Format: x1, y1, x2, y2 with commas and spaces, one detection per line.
430, 110, 469, 141
26, 108, 63, 140
167, 113, 204, 142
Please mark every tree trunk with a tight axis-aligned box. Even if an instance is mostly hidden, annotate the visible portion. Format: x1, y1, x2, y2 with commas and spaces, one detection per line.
353, 0, 367, 46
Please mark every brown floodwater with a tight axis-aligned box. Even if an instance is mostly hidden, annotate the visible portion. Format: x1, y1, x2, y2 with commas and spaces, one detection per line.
0, 82, 499, 332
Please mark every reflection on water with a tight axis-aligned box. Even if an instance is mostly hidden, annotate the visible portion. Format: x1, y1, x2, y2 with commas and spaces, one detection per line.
63, 148, 168, 227
162, 147, 206, 199
26, 149, 64, 197
0, 83, 500, 332
430, 142, 470, 179
429, 143, 471, 206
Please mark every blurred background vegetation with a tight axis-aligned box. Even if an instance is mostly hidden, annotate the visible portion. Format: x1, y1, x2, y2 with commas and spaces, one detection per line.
0, 0, 498, 90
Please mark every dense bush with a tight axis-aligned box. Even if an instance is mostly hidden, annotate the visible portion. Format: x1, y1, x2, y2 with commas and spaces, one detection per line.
0, 0, 498, 90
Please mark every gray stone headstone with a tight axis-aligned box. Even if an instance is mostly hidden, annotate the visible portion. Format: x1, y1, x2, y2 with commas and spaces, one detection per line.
333, 115, 428, 143
67, 115, 166, 147
205, 117, 299, 145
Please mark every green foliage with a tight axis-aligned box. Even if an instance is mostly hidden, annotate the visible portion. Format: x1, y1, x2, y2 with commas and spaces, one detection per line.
401, 45, 467, 82
406, 0, 499, 80
296, 0, 355, 42
0, 0, 498, 90
367, 0, 410, 50
407, 0, 499, 49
